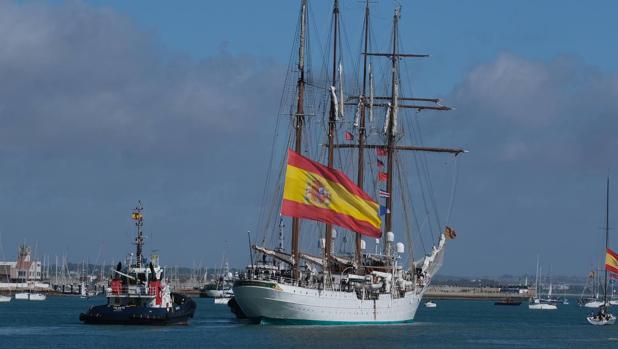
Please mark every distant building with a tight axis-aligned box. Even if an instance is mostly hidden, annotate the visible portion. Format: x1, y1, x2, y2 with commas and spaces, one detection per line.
0, 245, 42, 282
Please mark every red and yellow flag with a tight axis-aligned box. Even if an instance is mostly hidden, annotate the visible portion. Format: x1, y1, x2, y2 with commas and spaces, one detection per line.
281, 149, 382, 238
606, 248, 618, 274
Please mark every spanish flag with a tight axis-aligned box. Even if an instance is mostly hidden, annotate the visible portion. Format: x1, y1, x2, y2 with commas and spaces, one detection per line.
606, 248, 618, 274
281, 149, 382, 238
444, 226, 457, 239
131, 212, 143, 221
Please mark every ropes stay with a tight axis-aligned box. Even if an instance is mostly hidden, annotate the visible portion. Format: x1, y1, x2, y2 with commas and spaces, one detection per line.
255, 1, 462, 267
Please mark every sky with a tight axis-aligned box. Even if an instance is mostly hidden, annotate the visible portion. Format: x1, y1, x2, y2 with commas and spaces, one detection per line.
1, 0, 618, 277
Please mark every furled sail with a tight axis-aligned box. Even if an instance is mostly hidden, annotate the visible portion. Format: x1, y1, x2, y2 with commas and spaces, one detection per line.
330, 86, 339, 120
383, 103, 391, 135
338, 63, 345, 118
369, 63, 374, 123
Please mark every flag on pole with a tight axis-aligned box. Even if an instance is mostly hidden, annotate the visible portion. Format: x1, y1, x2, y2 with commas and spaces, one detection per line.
606, 248, 618, 274
444, 226, 457, 239
376, 147, 388, 156
344, 131, 354, 141
378, 172, 388, 182
378, 189, 390, 198
377, 159, 384, 168
281, 149, 382, 238
379, 205, 390, 216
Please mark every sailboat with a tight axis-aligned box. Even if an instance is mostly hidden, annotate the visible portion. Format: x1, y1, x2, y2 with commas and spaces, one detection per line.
579, 269, 604, 307
528, 258, 557, 310
231, 0, 464, 325
586, 178, 616, 326
200, 256, 234, 302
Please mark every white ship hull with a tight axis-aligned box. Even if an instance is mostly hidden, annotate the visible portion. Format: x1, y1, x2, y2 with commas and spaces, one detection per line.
234, 235, 446, 325
528, 302, 557, 310
0, 295, 11, 303
584, 300, 604, 308
233, 280, 422, 324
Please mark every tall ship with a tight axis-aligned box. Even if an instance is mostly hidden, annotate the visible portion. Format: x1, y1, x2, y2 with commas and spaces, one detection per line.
232, 0, 464, 325
80, 201, 196, 325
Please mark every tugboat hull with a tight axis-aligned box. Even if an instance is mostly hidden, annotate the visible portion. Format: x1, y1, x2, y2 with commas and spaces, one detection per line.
79, 293, 196, 325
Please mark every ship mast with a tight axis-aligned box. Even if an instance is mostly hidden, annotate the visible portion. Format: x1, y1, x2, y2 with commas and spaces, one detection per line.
291, 0, 308, 280
324, 0, 340, 268
383, 8, 400, 254
334, 7, 462, 262
354, 0, 370, 269
603, 177, 609, 306
133, 200, 144, 268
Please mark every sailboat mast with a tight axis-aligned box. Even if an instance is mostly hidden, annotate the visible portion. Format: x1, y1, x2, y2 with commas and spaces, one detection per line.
325, 0, 340, 266
291, 0, 307, 280
384, 8, 400, 254
604, 177, 609, 305
355, 0, 370, 268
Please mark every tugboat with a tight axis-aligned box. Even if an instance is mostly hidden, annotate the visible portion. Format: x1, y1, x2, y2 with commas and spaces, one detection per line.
79, 201, 196, 325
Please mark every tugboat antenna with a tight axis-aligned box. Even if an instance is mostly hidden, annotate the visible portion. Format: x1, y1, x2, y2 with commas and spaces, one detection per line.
132, 200, 145, 268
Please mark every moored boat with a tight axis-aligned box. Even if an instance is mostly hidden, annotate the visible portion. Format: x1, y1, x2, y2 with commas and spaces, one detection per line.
528, 257, 557, 310
14, 292, 46, 301
424, 301, 437, 308
495, 298, 522, 306
79, 201, 196, 325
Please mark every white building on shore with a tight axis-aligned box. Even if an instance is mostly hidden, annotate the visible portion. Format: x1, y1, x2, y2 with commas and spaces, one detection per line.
0, 245, 42, 282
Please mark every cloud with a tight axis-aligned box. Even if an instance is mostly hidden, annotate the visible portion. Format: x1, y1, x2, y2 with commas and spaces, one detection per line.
433, 53, 618, 275
444, 53, 618, 168
0, 1, 283, 265
0, 1, 280, 153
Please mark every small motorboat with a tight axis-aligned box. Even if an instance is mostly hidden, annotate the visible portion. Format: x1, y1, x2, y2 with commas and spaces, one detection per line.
213, 289, 233, 305
214, 297, 231, 305
424, 301, 437, 308
0, 295, 11, 303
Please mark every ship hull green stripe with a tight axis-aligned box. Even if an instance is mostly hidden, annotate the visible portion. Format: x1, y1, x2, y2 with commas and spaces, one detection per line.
260, 318, 414, 326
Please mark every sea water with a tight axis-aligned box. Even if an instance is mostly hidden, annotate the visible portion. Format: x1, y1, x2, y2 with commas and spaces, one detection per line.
0, 296, 617, 348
